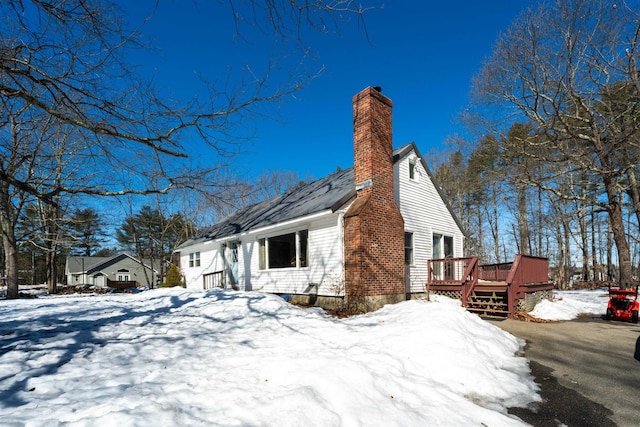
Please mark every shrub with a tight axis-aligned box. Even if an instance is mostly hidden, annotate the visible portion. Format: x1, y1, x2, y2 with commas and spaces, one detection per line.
161, 264, 183, 288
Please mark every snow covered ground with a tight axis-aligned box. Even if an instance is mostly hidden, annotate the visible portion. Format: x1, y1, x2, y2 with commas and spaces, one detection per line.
530, 288, 609, 321
0, 287, 607, 426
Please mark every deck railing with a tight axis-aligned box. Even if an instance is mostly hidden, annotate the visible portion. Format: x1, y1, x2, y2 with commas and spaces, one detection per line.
107, 279, 138, 289
203, 271, 224, 289
478, 262, 512, 282
427, 257, 477, 284
507, 255, 550, 288
427, 254, 552, 316
427, 257, 479, 306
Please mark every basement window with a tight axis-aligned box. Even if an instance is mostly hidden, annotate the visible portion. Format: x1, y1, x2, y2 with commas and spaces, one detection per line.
259, 230, 308, 270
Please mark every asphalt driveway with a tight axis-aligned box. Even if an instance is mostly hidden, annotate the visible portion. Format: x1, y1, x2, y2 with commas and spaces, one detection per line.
491, 315, 640, 427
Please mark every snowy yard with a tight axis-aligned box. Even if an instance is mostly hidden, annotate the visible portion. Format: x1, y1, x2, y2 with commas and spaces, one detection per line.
0, 287, 607, 426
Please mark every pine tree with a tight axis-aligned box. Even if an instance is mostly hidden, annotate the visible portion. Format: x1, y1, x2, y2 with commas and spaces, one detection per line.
161, 264, 183, 288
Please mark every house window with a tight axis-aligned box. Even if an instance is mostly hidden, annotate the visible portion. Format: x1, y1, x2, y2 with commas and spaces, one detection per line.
298, 230, 308, 268
117, 269, 130, 282
189, 251, 200, 268
259, 239, 266, 270
433, 234, 453, 259
433, 233, 454, 280
259, 230, 309, 270
405, 232, 414, 265
409, 159, 417, 181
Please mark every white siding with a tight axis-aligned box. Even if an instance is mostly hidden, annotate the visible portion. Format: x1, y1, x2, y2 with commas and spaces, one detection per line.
181, 243, 224, 290
179, 148, 465, 298
240, 212, 346, 296
395, 149, 465, 293
180, 210, 347, 296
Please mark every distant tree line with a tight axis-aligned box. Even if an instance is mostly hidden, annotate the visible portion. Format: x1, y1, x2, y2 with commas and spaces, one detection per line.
4, 167, 304, 290
0, 0, 367, 298
434, 0, 640, 288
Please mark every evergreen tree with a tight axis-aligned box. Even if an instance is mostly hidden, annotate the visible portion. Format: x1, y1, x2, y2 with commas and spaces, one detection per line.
161, 264, 183, 288
117, 206, 196, 285
69, 208, 107, 256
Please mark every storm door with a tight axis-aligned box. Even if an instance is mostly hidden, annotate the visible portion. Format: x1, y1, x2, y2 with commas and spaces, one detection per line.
225, 241, 239, 289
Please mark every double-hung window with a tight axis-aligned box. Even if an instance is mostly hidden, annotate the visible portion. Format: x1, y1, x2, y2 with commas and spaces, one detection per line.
189, 251, 201, 268
259, 230, 308, 270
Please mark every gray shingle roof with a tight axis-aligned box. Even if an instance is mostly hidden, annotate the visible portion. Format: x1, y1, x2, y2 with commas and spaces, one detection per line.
177, 142, 466, 249
178, 167, 356, 248
66, 256, 110, 274
66, 253, 160, 274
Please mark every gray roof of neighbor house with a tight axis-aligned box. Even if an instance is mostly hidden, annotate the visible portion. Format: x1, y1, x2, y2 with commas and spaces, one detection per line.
177, 167, 356, 249
66, 253, 159, 274
177, 142, 466, 249
66, 256, 111, 274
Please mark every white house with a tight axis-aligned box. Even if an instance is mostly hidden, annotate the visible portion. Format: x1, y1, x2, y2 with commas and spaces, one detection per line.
176, 87, 465, 311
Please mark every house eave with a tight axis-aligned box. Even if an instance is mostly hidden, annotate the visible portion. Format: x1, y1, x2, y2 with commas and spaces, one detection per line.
178, 209, 338, 251
394, 142, 469, 238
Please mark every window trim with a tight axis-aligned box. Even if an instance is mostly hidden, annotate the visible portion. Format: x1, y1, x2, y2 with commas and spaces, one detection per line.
189, 251, 201, 268
258, 229, 309, 270
408, 158, 419, 182
404, 232, 414, 266
432, 233, 454, 259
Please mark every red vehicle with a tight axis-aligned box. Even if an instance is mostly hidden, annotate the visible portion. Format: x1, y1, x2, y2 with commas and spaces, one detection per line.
605, 286, 639, 323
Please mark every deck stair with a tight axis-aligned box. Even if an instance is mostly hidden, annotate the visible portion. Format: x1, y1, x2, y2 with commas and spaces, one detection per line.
426, 255, 554, 319
466, 288, 509, 318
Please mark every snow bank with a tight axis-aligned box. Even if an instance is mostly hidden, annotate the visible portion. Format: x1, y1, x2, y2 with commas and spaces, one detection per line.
530, 289, 609, 321
0, 289, 537, 426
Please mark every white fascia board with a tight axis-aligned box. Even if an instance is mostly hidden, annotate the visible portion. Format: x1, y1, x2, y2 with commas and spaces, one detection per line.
179, 240, 217, 253
213, 209, 335, 243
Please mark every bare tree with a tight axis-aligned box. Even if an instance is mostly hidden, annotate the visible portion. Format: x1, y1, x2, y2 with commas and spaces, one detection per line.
472, 0, 640, 286
0, 99, 46, 298
0, 0, 371, 298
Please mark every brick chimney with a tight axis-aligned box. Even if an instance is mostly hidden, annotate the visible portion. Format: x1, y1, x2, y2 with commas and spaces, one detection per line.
343, 87, 405, 311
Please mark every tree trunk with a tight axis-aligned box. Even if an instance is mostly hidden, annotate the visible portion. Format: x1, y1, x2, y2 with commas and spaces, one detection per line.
579, 201, 589, 282
492, 184, 500, 263
604, 177, 633, 286
477, 205, 483, 260
562, 216, 572, 288
1, 224, 19, 299
517, 185, 530, 255
0, 181, 19, 299
626, 167, 640, 235
607, 221, 614, 282
556, 220, 566, 289
591, 208, 597, 282
46, 250, 57, 294
537, 187, 543, 256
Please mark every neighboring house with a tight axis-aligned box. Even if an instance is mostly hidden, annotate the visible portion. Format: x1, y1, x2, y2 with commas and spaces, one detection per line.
65, 253, 159, 288
176, 87, 465, 312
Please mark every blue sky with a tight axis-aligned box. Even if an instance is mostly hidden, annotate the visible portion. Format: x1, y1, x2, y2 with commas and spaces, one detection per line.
125, 1, 538, 181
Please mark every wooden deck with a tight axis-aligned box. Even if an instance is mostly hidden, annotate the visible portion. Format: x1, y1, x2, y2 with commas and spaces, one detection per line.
107, 279, 139, 289
426, 255, 554, 318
